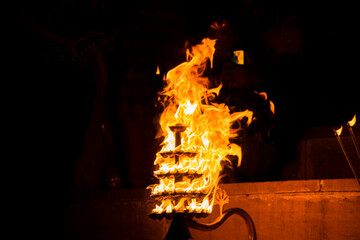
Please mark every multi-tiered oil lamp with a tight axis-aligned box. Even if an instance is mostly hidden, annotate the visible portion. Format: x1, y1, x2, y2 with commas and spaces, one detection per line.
148, 37, 256, 240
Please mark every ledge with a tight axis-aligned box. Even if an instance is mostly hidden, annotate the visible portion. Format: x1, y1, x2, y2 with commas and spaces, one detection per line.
72, 178, 360, 203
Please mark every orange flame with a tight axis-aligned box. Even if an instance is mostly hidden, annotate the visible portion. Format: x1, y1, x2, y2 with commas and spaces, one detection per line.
269, 101, 275, 115
348, 114, 356, 127
254, 91, 275, 114
148, 38, 254, 214
210, 21, 226, 31
156, 65, 160, 75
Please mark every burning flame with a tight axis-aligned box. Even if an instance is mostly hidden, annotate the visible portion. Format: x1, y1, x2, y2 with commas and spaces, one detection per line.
148, 38, 254, 214
348, 114, 356, 127
156, 65, 160, 75
254, 91, 275, 115
335, 126, 343, 136
210, 21, 226, 31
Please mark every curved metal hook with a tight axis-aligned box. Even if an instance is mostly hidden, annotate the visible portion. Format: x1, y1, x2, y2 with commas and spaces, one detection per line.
186, 208, 256, 240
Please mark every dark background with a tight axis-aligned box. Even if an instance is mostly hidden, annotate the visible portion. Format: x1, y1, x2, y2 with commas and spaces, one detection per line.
10, 0, 359, 238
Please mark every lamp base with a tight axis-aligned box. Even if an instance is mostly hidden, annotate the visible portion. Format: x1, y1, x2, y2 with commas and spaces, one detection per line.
164, 214, 192, 240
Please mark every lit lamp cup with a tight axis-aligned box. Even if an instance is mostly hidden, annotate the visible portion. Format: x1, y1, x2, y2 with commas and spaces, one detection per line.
347, 115, 360, 160
334, 123, 360, 185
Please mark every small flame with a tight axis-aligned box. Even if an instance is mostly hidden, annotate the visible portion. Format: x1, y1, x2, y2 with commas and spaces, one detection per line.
348, 114, 356, 127
269, 101, 275, 115
254, 91, 267, 99
156, 65, 160, 75
254, 91, 275, 114
210, 21, 226, 31
335, 126, 343, 136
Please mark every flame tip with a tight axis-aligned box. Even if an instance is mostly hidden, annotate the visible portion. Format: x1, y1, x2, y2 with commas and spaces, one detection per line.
210, 21, 227, 31
334, 126, 343, 136
156, 65, 160, 75
348, 114, 356, 127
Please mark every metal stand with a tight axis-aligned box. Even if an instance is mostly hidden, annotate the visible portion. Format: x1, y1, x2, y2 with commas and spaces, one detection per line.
164, 215, 192, 240
162, 208, 256, 240
187, 208, 256, 240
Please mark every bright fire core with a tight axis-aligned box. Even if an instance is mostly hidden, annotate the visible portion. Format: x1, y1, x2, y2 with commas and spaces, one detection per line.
148, 38, 253, 214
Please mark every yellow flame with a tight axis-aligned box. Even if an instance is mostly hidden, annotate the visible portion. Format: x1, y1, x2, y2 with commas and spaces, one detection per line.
148, 38, 254, 214
348, 114, 356, 127
335, 126, 343, 136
